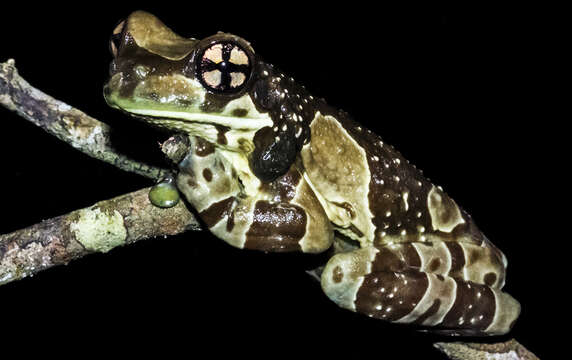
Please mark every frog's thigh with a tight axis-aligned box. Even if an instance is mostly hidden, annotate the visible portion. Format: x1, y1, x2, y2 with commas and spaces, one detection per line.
321, 244, 520, 335
242, 177, 334, 253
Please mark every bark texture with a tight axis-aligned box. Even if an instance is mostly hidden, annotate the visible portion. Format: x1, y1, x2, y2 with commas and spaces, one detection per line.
434, 339, 540, 360
0, 187, 200, 285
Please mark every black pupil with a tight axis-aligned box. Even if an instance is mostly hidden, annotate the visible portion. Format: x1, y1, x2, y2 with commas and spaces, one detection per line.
198, 42, 250, 93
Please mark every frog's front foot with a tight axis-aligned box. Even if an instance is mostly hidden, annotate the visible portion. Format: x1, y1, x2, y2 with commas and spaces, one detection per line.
321, 242, 520, 335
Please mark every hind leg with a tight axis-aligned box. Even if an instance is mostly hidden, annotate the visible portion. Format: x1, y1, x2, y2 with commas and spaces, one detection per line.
320, 241, 520, 335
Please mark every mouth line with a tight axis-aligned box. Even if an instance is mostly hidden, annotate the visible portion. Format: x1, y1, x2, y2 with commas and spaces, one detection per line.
124, 107, 272, 131
133, 113, 228, 131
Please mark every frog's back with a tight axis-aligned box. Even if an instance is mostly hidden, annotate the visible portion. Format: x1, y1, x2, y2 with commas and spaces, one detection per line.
301, 106, 508, 281
302, 108, 481, 244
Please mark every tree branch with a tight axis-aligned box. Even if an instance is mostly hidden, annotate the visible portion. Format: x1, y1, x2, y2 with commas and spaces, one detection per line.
0, 186, 200, 286
0, 59, 169, 180
434, 339, 540, 360
1, 58, 203, 286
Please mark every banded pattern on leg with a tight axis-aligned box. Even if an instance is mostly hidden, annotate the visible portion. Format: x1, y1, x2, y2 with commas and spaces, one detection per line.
177, 136, 333, 253
367, 240, 507, 289
321, 241, 520, 335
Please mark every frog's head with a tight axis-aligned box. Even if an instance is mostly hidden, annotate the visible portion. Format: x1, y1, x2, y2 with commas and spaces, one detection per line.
104, 11, 316, 182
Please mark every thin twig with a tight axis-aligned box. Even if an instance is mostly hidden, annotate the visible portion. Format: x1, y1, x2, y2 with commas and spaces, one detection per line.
0, 59, 169, 180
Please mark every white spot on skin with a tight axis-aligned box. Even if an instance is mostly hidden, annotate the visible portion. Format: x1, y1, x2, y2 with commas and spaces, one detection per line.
402, 191, 409, 211
295, 127, 303, 138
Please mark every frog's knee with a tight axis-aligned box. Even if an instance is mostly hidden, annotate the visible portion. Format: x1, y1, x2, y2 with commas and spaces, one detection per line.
321, 247, 378, 311
481, 290, 520, 335
293, 180, 334, 253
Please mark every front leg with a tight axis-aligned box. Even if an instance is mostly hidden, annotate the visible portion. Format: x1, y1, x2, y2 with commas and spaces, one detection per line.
177, 136, 333, 253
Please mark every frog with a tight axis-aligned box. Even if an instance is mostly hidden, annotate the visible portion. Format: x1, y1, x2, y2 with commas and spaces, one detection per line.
104, 11, 520, 336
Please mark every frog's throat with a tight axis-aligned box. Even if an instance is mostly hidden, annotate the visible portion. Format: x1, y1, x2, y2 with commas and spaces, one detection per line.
126, 112, 258, 154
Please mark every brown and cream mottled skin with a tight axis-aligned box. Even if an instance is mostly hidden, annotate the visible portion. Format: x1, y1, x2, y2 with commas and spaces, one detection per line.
104, 11, 520, 335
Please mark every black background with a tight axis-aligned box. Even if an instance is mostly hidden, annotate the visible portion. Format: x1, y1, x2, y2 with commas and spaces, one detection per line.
0, 2, 558, 358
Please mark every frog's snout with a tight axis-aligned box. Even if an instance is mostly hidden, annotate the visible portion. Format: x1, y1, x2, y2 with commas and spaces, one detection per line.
103, 72, 124, 106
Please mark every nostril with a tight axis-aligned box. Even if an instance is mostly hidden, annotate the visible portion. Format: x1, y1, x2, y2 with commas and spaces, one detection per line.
108, 60, 117, 76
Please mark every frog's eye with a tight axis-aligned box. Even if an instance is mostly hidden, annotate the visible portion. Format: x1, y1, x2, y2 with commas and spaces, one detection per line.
109, 19, 126, 58
196, 41, 252, 94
